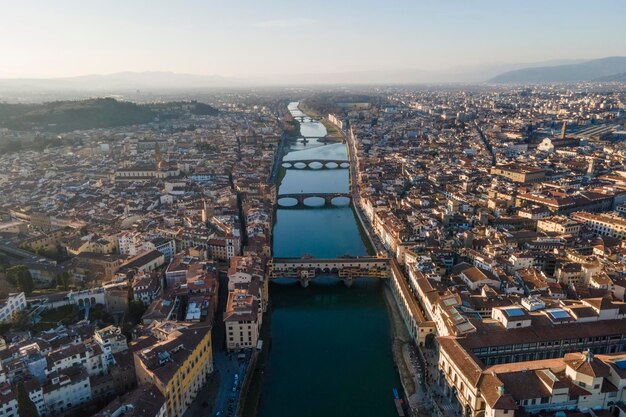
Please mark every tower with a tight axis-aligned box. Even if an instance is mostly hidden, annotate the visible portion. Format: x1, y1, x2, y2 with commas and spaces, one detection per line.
586, 157, 596, 178
155, 142, 162, 165
560, 121, 567, 140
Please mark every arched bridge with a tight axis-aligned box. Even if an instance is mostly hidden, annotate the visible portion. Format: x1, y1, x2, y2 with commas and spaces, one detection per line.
269, 256, 390, 287
276, 192, 352, 208
294, 115, 319, 121
282, 159, 350, 170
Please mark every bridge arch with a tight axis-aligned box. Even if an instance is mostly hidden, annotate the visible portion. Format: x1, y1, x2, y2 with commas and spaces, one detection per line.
331, 196, 351, 206
303, 196, 325, 207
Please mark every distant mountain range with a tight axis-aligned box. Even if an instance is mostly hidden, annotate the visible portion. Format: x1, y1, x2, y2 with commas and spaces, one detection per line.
594, 72, 626, 82
489, 57, 626, 83
0, 71, 234, 91
1, 58, 626, 92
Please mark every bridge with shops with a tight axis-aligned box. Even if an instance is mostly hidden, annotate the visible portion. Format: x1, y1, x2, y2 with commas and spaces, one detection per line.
268, 256, 390, 287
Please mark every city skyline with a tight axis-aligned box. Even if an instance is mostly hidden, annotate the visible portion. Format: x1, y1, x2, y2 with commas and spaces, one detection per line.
2, 0, 626, 80
2, 2, 626, 417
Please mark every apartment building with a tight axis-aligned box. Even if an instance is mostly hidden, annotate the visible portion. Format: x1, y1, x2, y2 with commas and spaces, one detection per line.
42, 368, 92, 416
571, 212, 626, 239
0, 292, 26, 324
224, 289, 261, 351
490, 164, 546, 183
132, 321, 213, 417
93, 384, 166, 417
0, 383, 18, 417
537, 216, 582, 236
438, 340, 626, 417
94, 325, 129, 366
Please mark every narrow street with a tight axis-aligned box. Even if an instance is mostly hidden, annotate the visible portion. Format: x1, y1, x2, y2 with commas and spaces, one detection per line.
473, 121, 497, 166
183, 272, 251, 417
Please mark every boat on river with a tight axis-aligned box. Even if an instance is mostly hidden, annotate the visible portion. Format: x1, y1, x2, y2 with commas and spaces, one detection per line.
393, 388, 405, 416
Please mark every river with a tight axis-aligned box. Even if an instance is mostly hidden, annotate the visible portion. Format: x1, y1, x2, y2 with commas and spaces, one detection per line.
257, 102, 401, 417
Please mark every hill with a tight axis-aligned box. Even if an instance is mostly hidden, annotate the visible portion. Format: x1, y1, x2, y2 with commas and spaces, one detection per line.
0, 98, 155, 132
489, 57, 626, 83
594, 72, 626, 82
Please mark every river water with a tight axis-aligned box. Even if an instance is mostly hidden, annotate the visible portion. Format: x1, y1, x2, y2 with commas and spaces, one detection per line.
257, 102, 400, 417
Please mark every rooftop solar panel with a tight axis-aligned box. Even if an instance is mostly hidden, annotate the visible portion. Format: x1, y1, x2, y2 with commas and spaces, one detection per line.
504, 307, 525, 317
546, 308, 571, 319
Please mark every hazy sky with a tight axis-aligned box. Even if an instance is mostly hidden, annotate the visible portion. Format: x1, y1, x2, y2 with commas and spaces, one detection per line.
1, 0, 625, 78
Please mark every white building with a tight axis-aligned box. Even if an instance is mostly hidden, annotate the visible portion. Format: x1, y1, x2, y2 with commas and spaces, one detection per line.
0, 293, 26, 324
143, 237, 176, 263
42, 368, 92, 416
572, 211, 626, 239
0, 383, 18, 417
94, 325, 128, 366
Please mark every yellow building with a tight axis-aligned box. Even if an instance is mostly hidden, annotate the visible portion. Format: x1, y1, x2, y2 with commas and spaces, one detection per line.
132, 321, 213, 417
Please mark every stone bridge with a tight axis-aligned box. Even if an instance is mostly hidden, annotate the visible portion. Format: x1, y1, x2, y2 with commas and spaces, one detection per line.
281, 159, 350, 169
276, 192, 352, 208
269, 256, 390, 287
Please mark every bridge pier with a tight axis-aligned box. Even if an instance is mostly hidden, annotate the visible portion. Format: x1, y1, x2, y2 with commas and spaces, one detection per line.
343, 276, 353, 287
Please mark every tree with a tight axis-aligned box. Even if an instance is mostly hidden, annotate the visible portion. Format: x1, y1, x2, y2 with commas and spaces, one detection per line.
12, 309, 30, 330
128, 300, 146, 325
6, 265, 29, 286
16, 381, 39, 417
55, 272, 71, 290
16, 270, 35, 296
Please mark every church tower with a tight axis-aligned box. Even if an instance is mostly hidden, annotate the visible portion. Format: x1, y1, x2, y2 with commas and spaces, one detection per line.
155, 142, 162, 165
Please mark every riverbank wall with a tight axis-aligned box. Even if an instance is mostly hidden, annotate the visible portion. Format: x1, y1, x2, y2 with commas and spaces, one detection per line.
382, 282, 417, 399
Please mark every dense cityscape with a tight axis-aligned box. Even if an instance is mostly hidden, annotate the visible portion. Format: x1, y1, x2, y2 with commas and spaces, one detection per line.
2, 2, 626, 417
0, 82, 625, 417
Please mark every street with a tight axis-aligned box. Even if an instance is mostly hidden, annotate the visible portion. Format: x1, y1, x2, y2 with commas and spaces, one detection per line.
183, 271, 251, 417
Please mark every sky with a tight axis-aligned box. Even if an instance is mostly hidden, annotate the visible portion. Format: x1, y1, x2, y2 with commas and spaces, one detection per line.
1, 0, 626, 79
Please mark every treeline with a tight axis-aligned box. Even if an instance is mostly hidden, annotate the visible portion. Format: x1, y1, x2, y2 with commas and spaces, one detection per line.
0, 98, 155, 132
0, 98, 219, 133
